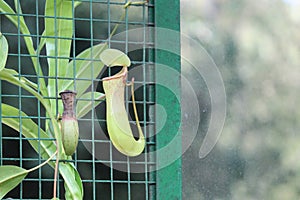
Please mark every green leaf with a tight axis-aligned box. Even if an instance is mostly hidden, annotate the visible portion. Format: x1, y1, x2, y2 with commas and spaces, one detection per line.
36, 30, 46, 55
77, 92, 105, 119
1, 104, 56, 162
0, 152, 56, 199
45, 0, 74, 113
58, 43, 106, 115
45, 0, 74, 78
0, 69, 50, 110
60, 163, 83, 200
61, 43, 108, 97
44, 0, 74, 78
0, 32, 8, 71
0, 165, 28, 199
100, 48, 131, 67
2, 68, 38, 90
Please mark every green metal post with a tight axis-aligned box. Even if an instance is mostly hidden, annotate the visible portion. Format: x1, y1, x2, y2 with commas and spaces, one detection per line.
155, 0, 182, 199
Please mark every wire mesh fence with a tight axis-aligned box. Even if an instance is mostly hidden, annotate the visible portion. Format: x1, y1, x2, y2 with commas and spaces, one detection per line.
0, 0, 163, 199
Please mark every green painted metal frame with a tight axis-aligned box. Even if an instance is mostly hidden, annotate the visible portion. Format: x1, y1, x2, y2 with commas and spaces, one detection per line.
155, 0, 182, 199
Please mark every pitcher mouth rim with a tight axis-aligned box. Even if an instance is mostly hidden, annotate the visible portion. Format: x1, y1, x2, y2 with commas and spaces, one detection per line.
59, 90, 77, 95
102, 66, 128, 81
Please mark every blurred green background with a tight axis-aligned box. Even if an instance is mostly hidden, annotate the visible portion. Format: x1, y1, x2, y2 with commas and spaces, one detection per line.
181, 0, 300, 199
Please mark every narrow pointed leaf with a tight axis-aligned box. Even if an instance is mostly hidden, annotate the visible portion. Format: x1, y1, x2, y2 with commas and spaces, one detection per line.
0, 32, 8, 71
2, 104, 56, 161
45, 0, 73, 80
37, 30, 46, 55
2, 68, 38, 90
0, 0, 47, 95
44, 0, 81, 91
76, 92, 105, 119
45, 0, 74, 113
100, 48, 131, 67
0, 69, 50, 110
0, 152, 56, 199
0, 166, 28, 199
60, 163, 83, 200
61, 43, 107, 97
58, 43, 107, 115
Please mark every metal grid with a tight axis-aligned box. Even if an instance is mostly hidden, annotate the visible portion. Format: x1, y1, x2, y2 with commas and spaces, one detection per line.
0, 0, 181, 199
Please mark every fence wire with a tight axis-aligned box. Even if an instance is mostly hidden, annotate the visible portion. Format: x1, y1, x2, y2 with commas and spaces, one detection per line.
0, 0, 156, 199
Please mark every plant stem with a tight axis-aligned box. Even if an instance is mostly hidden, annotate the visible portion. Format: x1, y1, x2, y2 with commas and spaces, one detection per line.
27, 150, 57, 173
109, 12, 126, 40
108, 1, 147, 40
127, 77, 143, 135
53, 141, 60, 200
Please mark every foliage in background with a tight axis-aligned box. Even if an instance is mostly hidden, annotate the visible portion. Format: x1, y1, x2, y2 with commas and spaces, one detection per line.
181, 0, 300, 199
